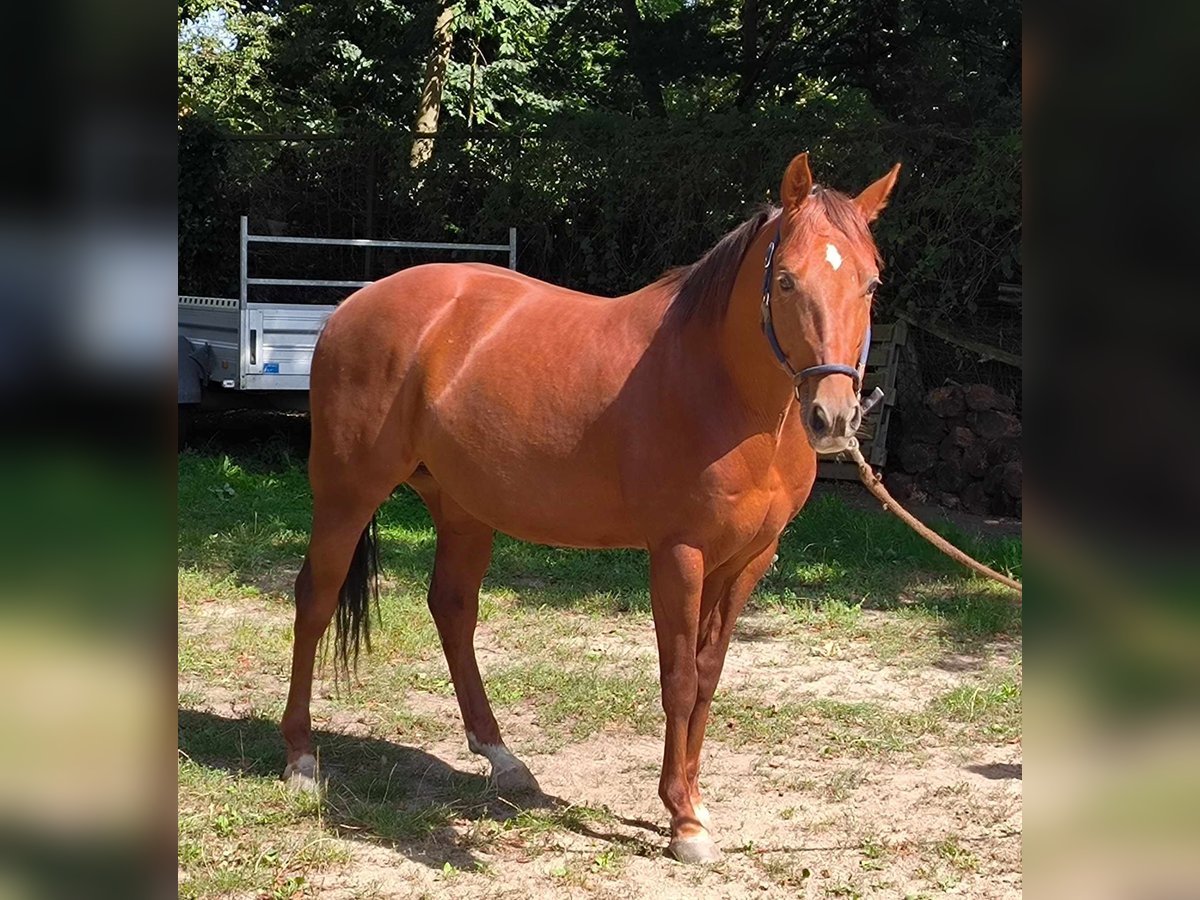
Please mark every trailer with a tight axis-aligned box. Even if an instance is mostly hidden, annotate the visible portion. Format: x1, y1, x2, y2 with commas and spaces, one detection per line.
178, 217, 518, 408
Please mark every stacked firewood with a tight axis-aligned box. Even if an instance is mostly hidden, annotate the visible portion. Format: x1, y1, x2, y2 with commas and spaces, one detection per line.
886, 383, 1021, 517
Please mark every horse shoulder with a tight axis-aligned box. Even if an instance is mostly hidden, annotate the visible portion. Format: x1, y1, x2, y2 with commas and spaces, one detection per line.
772, 406, 819, 514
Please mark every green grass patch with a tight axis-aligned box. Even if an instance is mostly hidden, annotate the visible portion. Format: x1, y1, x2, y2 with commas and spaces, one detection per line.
179, 567, 261, 607
488, 663, 659, 742
504, 802, 615, 836
178, 757, 347, 900
710, 692, 942, 755
178, 708, 505, 888
757, 852, 813, 889
711, 678, 1018, 756
821, 767, 869, 802
929, 671, 1022, 742
761, 493, 1021, 645
935, 836, 980, 874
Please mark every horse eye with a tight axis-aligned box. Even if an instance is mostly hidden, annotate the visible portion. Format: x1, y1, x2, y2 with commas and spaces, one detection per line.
866, 278, 881, 295
778, 273, 795, 292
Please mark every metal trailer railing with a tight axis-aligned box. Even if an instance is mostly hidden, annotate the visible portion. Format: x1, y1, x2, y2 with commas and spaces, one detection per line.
179, 218, 518, 396
238, 215, 518, 302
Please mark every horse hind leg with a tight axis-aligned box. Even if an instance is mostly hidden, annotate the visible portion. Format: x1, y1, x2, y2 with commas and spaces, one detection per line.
280, 483, 397, 790
413, 476, 539, 794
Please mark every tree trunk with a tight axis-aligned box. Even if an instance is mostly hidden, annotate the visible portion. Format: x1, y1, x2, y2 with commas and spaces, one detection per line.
619, 0, 666, 116
410, 0, 456, 169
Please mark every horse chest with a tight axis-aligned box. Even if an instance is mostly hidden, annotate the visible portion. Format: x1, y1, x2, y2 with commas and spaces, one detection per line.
691, 444, 815, 555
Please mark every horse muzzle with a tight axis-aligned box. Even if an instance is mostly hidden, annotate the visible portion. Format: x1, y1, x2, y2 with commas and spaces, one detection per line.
804, 396, 862, 454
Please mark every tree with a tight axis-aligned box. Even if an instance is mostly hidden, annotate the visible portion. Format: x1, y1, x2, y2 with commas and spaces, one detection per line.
411, 0, 458, 168
619, 0, 666, 115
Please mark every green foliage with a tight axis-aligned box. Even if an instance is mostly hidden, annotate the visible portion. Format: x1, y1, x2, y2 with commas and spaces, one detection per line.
178, 0, 276, 130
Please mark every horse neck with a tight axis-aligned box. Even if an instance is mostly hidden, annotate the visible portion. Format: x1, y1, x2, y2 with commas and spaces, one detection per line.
706, 222, 798, 422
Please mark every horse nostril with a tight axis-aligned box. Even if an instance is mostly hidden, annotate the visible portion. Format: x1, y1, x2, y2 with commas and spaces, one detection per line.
810, 404, 829, 436
850, 406, 863, 432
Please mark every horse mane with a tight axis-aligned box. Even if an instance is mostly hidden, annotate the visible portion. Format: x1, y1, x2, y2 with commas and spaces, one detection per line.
661, 187, 880, 327
660, 204, 778, 328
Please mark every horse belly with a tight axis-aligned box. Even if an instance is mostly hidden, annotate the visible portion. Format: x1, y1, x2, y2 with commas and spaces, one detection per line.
417, 444, 641, 548
413, 383, 644, 549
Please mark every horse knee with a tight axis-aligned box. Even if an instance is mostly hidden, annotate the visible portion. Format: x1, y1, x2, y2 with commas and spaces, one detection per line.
660, 668, 698, 712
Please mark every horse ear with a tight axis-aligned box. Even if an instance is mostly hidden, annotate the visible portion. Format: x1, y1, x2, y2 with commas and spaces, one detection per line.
855, 162, 902, 223
781, 152, 813, 211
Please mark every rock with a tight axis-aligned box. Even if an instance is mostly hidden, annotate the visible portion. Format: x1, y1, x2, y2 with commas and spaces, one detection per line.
938, 492, 961, 510
1001, 460, 1022, 498
962, 443, 990, 478
927, 384, 965, 418
983, 463, 1005, 495
939, 425, 974, 461
963, 383, 1013, 412
935, 458, 965, 493
906, 409, 948, 445
969, 409, 1021, 441
886, 471, 915, 500
900, 442, 938, 474
938, 439, 964, 463
987, 437, 1022, 465
962, 480, 991, 514
946, 425, 976, 448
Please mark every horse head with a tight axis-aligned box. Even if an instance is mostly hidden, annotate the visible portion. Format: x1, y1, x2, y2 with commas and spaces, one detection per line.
768, 152, 901, 454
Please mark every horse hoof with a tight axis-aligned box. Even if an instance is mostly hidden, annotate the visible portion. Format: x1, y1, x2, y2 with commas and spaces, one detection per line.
492, 759, 541, 795
283, 754, 320, 794
694, 802, 713, 832
668, 833, 722, 865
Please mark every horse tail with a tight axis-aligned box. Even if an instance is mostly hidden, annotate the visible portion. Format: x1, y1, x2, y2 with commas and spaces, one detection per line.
334, 514, 381, 677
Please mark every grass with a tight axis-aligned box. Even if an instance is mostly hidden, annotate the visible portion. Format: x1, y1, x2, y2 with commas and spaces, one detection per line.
823, 767, 869, 802
935, 836, 980, 874
487, 662, 659, 743
930, 671, 1022, 741
709, 667, 1022, 757
178, 756, 348, 900
178, 440, 1021, 897
761, 492, 1021, 645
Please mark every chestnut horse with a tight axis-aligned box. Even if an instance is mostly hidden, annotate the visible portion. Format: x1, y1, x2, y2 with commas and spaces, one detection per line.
281, 152, 900, 863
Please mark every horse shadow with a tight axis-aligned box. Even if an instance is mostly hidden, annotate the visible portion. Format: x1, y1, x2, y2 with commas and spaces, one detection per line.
178, 709, 662, 871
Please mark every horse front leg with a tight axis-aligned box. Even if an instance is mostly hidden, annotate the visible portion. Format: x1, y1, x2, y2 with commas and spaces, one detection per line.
685, 540, 780, 836
648, 543, 716, 863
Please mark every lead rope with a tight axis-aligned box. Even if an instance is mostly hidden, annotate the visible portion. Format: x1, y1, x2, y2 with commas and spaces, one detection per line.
844, 437, 1022, 599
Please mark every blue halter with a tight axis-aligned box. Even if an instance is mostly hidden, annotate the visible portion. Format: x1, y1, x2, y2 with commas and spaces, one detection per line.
759, 225, 884, 414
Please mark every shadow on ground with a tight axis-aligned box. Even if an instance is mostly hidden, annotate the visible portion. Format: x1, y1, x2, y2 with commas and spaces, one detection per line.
178, 709, 668, 871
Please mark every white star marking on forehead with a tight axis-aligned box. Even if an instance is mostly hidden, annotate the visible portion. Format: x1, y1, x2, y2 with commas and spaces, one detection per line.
825, 243, 843, 271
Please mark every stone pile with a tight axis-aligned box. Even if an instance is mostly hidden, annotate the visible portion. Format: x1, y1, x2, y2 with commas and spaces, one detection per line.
886, 383, 1021, 517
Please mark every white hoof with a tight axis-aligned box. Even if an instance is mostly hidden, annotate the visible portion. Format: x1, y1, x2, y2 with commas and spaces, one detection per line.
668, 832, 722, 865
283, 753, 320, 793
492, 758, 541, 794
467, 733, 541, 794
